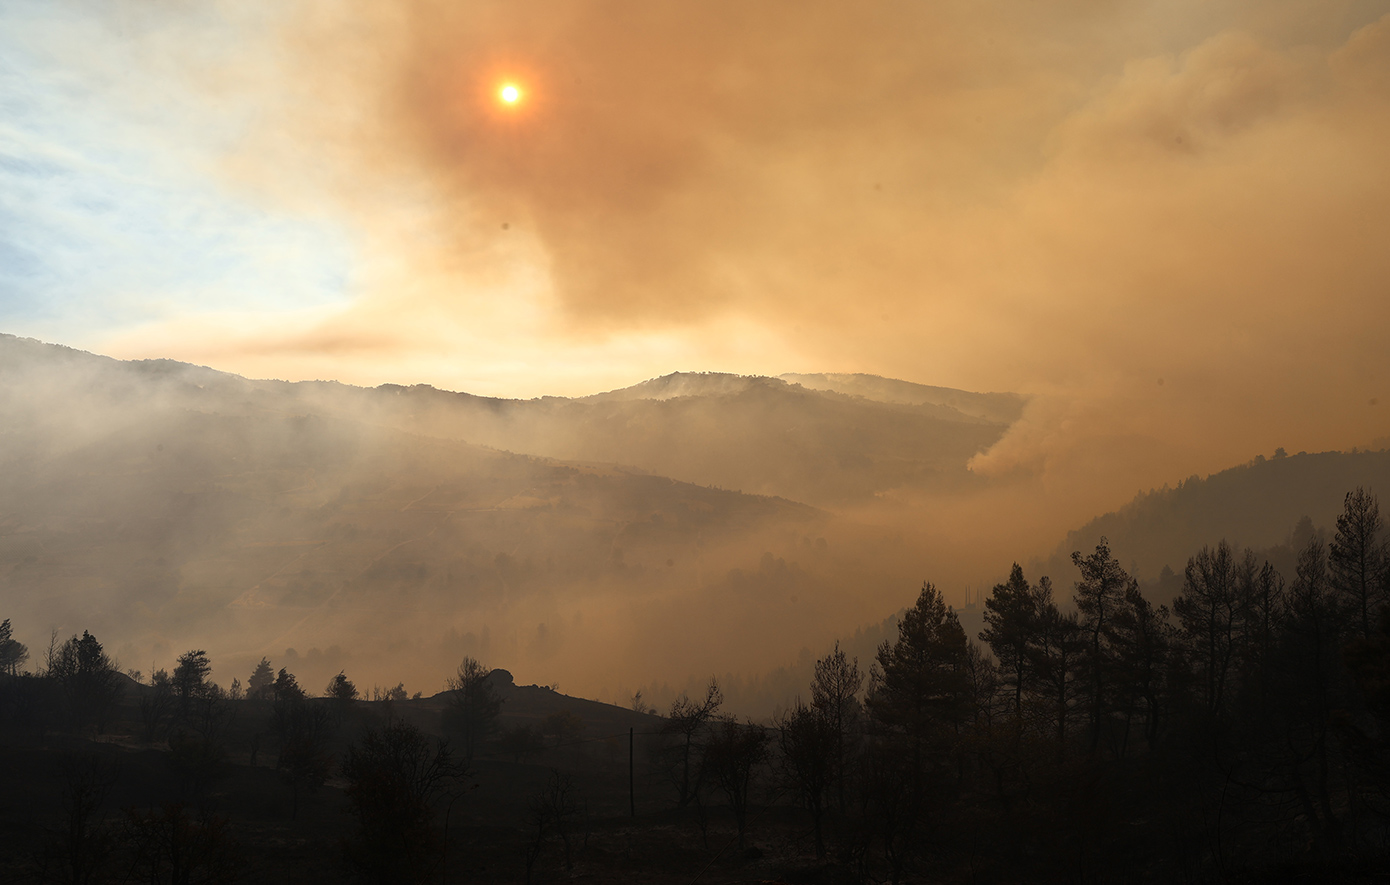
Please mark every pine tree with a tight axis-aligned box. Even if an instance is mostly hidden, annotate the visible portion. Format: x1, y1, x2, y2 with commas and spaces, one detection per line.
1330, 487, 1388, 641
326, 671, 359, 702
1072, 539, 1138, 755
1027, 577, 1084, 757
248, 657, 275, 700
811, 641, 862, 814
981, 563, 1039, 719
1174, 541, 1245, 720
0, 619, 29, 676
869, 582, 971, 763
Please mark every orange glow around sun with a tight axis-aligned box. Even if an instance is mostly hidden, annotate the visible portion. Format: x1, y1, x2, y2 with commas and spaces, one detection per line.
498, 83, 522, 105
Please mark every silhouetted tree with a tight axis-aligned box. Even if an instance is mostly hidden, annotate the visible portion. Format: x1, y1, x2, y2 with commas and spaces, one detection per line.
777, 699, 836, 857
1330, 487, 1387, 641
326, 670, 358, 729
164, 653, 235, 808
855, 733, 923, 885
868, 582, 971, 765
704, 717, 770, 851
0, 618, 29, 676
982, 563, 1039, 719
173, 650, 212, 705
862, 582, 972, 879
247, 657, 274, 700
1174, 541, 1245, 721
49, 631, 122, 734
46, 751, 120, 885
270, 667, 308, 769
661, 677, 724, 807
1072, 540, 1138, 755
341, 717, 466, 884
444, 657, 503, 764
811, 641, 862, 814
326, 670, 358, 702
120, 803, 241, 884
523, 769, 584, 883
1276, 537, 1350, 850
1108, 582, 1172, 753
276, 698, 334, 820
1343, 607, 1390, 830
273, 667, 303, 702
1236, 553, 1283, 669
139, 668, 175, 742
1027, 578, 1084, 757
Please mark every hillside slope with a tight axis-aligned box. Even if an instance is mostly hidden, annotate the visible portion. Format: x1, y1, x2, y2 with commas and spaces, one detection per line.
1033, 448, 1390, 587
0, 335, 952, 703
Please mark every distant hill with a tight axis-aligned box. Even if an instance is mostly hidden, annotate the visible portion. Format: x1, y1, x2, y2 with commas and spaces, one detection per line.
1032, 448, 1390, 592
0, 336, 1022, 509
779, 372, 1027, 425
0, 334, 972, 706
286, 371, 1019, 508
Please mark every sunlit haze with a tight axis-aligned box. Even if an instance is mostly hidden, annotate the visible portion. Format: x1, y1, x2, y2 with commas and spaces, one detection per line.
2, 0, 1390, 711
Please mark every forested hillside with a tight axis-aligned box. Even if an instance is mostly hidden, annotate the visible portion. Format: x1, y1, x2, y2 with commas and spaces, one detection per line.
1036, 448, 1390, 586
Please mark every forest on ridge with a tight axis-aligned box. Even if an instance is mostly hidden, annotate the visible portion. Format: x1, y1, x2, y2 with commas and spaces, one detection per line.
3, 487, 1389, 883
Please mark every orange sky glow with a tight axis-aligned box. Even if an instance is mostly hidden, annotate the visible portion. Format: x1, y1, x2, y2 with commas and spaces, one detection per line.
8, 0, 1390, 536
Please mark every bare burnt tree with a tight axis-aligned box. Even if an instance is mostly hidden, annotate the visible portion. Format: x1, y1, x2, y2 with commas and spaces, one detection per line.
811, 641, 862, 815
1175, 541, 1246, 722
43, 751, 121, 885
776, 699, 836, 857
276, 699, 334, 820
444, 657, 503, 765
661, 676, 724, 807
341, 716, 467, 884
523, 768, 585, 883
1273, 538, 1351, 853
120, 803, 242, 885
704, 716, 770, 852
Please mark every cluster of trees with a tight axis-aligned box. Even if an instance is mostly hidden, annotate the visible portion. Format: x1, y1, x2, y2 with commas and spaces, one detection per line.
0, 634, 495, 883
645, 488, 1390, 882
4, 488, 1389, 882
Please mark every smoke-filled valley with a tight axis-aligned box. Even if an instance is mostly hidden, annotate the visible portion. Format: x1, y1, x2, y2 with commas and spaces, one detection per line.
6, 334, 1390, 882
5, 332, 1387, 719
7, 1, 1390, 879
0, 334, 1036, 709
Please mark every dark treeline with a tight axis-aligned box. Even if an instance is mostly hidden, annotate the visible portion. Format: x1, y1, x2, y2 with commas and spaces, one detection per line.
2, 487, 1389, 883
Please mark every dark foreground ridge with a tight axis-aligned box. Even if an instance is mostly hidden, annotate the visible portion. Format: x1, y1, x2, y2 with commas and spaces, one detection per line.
4, 485, 1390, 882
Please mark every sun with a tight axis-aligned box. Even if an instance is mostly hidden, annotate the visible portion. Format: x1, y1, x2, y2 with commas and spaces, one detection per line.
498, 83, 522, 105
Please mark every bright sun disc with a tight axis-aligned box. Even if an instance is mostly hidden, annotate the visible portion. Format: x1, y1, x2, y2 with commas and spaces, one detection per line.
499, 84, 521, 104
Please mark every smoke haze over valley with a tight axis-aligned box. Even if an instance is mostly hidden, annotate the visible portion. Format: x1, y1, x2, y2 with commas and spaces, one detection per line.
6, 5, 1390, 878
0, 334, 1030, 709
3, 332, 1385, 717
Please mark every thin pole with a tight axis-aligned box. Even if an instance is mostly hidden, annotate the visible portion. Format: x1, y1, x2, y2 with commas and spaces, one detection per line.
629, 726, 636, 817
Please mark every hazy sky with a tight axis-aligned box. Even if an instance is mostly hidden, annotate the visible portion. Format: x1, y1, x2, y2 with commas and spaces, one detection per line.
4, 0, 1389, 505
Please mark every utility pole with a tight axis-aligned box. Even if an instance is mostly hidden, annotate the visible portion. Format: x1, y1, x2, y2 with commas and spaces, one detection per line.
629, 726, 636, 817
